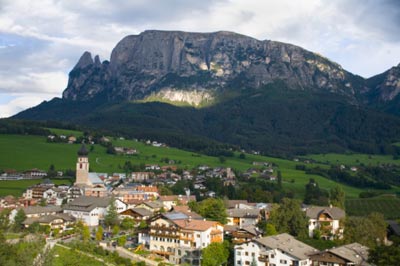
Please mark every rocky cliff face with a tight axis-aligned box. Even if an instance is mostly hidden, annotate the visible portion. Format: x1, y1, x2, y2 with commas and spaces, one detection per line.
62, 30, 361, 103
366, 64, 400, 102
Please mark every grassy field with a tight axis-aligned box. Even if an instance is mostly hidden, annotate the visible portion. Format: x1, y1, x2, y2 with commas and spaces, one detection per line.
304, 153, 400, 166
345, 196, 400, 219
45, 128, 83, 137
1, 133, 398, 199
0, 178, 73, 197
52, 245, 106, 266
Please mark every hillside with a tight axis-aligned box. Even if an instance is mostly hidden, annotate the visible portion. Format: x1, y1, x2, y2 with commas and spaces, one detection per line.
14, 30, 400, 155
0, 132, 372, 199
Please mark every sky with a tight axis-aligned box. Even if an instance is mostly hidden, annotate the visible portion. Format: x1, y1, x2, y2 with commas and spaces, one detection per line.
0, 0, 399, 118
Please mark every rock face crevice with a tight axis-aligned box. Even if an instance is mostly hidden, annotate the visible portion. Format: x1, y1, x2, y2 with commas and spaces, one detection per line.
61, 30, 397, 105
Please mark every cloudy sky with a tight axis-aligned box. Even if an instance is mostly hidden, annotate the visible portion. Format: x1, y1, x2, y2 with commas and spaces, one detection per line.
0, 0, 399, 117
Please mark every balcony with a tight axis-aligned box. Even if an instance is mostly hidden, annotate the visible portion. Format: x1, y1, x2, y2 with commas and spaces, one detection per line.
258, 255, 269, 262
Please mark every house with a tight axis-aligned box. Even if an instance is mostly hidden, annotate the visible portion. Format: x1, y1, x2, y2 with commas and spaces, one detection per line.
234, 233, 317, 266
225, 225, 261, 244
306, 206, 345, 239
63, 196, 127, 226
130, 172, 154, 182
226, 208, 261, 228
10, 205, 63, 223
135, 200, 164, 213
68, 136, 77, 144
309, 243, 370, 266
24, 168, 47, 179
119, 207, 153, 224
149, 214, 224, 265
159, 195, 197, 211
23, 213, 75, 231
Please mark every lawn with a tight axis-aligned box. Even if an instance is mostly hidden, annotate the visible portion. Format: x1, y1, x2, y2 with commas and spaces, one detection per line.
52, 245, 106, 266
345, 196, 400, 219
45, 128, 83, 137
303, 153, 400, 166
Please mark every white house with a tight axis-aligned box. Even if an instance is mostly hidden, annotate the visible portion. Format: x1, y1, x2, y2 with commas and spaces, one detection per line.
226, 208, 261, 228
306, 206, 345, 239
234, 233, 317, 266
63, 196, 127, 226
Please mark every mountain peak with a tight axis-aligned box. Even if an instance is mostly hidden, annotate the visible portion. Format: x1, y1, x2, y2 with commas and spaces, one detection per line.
74, 51, 94, 69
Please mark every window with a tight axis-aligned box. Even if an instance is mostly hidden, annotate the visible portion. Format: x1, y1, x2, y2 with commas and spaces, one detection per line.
245, 252, 248, 256
270, 254, 275, 258
251, 252, 255, 257
245, 261, 250, 265
280, 259, 287, 264
237, 261, 241, 265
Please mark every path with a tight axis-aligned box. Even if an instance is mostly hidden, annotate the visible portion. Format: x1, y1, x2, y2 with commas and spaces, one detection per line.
104, 245, 160, 266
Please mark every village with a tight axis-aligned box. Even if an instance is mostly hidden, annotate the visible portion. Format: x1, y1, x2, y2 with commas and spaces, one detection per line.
0, 142, 384, 266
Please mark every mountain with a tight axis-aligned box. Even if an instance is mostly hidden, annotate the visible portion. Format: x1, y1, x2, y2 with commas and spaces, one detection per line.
14, 30, 400, 155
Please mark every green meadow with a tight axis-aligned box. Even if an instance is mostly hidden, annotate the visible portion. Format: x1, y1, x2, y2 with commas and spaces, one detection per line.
0, 179, 72, 197
346, 196, 400, 219
303, 153, 400, 166
0, 133, 398, 199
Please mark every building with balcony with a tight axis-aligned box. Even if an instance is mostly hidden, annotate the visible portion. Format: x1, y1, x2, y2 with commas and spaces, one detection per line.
309, 242, 370, 266
306, 206, 345, 239
234, 233, 317, 266
148, 213, 224, 265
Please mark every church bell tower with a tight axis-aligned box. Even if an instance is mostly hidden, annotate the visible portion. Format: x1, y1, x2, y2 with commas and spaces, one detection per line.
75, 144, 91, 187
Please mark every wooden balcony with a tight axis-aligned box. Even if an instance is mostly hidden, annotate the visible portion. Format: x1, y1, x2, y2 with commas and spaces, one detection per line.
258, 255, 269, 262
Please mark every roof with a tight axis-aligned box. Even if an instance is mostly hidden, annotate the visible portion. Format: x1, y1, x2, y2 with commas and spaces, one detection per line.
306, 206, 345, 220
326, 243, 370, 265
172, 206, 203, 220
23, 205, 62, 215
225, 200, 249, 209
131, 207, 153, 217
88, 173, 105, 185
77, 144, 89, 156
64, 196, 111, 212
173, 219, 220, 231
23, 213, 75, 225
227, 208, 260, 218
387, 220, 400, 236
143, 200, 164, 209
163, 212, 189, 220
159, 195, 196, 202
255, 233, 317, 260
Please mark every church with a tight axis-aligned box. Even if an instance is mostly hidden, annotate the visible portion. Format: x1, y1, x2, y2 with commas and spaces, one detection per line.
74, 144, 107, 197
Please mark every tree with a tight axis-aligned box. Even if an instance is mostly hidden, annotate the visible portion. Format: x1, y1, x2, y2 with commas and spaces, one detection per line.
368, 244, 400, 265
219, 156, 226, 164
277, 171, 282, 189
47, 164, 57, 178
120, 218, 135, 231
264, 223, 278, 236
195, 198, 227, 224
201, 242, 229, 266
96, 226, 104, 241
112, 225, 120, 236
0, 209, 11, 230
330, 185, 345, 209
81, 225, 90, 242
28, 222, 40, 233
239, 153, 246, 159
269, 198, 308, 237
13, 209, 26, 232
118, 235, 127, 246
105, 198, 119, 227
304, 178, 329, 206
344, 212, 387, 248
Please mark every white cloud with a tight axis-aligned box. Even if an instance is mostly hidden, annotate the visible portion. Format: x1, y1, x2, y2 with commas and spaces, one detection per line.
0, 93, 56, 118
0, 0, 399, 117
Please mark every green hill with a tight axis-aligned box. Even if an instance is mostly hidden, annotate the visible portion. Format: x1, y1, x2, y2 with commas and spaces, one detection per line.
1, 132, 396, 199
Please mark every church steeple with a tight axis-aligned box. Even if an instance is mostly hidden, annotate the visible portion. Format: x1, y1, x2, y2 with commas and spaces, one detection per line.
75, 144, 91, 187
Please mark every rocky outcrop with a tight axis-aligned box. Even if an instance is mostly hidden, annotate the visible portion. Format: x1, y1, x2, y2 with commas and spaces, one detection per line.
61, 30, 367, 104
367, 64, 400, 102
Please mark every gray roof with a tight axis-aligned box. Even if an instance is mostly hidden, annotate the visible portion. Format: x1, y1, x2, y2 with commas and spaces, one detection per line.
64, 196, 111, 212
327, 243, 370, 265
23, 205, 62, 215
88, 173, 104, 185
23, 213, 75, 225
227, 208, 259, 218
305, 206, 345, 220
255, 233, 317, 260
131, 207, 153, 217
143, 200, 164, 209
163, 212, 189, 220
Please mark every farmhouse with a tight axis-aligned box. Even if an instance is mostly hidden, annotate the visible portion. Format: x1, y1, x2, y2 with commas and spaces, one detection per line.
306, 205, 345, 239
